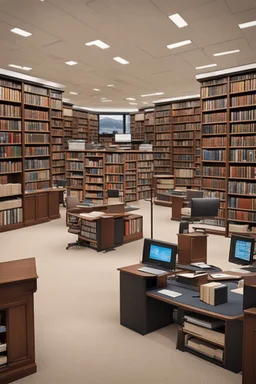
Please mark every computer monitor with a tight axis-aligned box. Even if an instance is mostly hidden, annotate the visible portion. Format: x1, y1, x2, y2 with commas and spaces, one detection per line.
114, 133, 131, 143
229, 235, 255, 266
142, 238, 177, 271
190, 198, 220, 218
179, 221, 189, 234
186, 189, 204, 203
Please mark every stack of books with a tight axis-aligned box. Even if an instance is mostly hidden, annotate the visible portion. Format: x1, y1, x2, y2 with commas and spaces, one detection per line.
200, 282, 227, 306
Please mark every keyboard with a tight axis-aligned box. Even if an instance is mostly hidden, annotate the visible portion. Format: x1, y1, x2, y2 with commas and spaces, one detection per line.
138, 266, 167, 275
242, 266, 256, 272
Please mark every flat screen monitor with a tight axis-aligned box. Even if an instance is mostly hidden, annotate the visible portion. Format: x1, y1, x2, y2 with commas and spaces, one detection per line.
99, 115, 124, 135
191, 198, 220, 217
142, 238, 177, 271
179, 221, 189, 234
186, 189, 204, 202
229, 235, 254, 266
114, 133, 131, 143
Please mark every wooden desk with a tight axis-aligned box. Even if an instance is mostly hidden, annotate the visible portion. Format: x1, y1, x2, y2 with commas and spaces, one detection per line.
118, 264, 244, 373
178, 232, 208, 264
0, 258, 38, 384
171, 195, 187, 221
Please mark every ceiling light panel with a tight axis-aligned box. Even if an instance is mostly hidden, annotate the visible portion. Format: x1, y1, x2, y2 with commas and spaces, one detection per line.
125, 97, 136, 101
213, 49, 240, 56
168, 13, 188, 28
129, 102, 138, 105
167, 40, 192, 50
107, 84, 115, 87
69, 92, 78, 95
102, 99, 112, 102
85, 40, 110, 49
141, 92, 164, 97
113, 57, 129, 65
93, 88, 101, 91
10, 28, 32, 37
195, 64, 217, 70
8, 64, 32, 71
65, 61, 78, 66
238, 20, 256, 29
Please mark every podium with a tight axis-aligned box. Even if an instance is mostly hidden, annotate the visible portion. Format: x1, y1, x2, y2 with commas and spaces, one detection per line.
0, 258, 38, 384
177, 232, 208, 265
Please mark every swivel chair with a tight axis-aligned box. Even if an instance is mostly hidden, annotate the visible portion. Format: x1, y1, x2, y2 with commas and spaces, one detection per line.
180, 189, 204, 219
66, 196, 86, 249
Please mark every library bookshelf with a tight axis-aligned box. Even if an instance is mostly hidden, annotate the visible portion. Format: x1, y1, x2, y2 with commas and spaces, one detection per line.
130, 113, 145, 140
144, 111, 155, 143
0, 75, 64, 232
63, 102, 73, 149
66, 150, 154, 203
154, 104, 172, 174
198, 67, 256, 236
88, 113, 99, 143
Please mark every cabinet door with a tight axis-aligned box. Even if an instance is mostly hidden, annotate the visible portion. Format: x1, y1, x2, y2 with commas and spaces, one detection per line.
49, 191, 60, 219
36, 193, 49, 222
24, 195, 36, 225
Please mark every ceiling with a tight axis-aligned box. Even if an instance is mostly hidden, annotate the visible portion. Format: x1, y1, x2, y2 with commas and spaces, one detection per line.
0, 0, 256, 110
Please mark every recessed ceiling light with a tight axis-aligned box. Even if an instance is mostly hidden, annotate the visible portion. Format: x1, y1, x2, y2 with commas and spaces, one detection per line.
107, 84, 115, 87
129, 102, 138, 105
125, 97, 136, 101
113, 57, 129, 65
141, 92, 164, 97
167, 40, 192, 50
195, 63, 217, 70
238, 20, 256, 29
69, 92, 78, 95
213, 49, 240, 57
65, 61, 78, 66
93, 88, 101, 92
8, 64, 32, 71
142, 102, 148, 105
102, 99, 112, 102
101, 97, 107, 100
85, 40, 110, 49
168, 13, 188, 28
10, 28, 32, 37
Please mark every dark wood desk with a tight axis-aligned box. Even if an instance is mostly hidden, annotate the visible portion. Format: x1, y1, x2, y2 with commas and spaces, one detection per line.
171, 195, 187, 221
0, 258, 38, 384
118, 264, 244, 373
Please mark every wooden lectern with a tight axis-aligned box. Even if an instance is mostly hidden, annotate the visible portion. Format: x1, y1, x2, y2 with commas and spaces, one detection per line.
177, 232, 208, 265
0, 258, 38, 384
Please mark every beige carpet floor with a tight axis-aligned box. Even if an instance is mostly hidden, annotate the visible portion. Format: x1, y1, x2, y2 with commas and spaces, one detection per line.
0, 201, 242, 384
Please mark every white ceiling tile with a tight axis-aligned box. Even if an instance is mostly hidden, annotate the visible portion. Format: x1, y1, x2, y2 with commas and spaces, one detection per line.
225, 0, 256, 14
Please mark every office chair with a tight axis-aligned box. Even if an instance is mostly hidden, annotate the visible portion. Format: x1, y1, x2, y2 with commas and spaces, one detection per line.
56, 179, 67, 207
66, 196, 86, 249
181, 190, 204, 219
181, 197, 220, 227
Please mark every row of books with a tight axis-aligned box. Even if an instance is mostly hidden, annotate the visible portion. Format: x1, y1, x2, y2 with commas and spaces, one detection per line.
0, 198, 22, 211
172, 107, 195, 116
155, 133, 170, 140
173, 100, 200, 109
202, 84, 227, 98
173, 132, 193, 139
228, 197, 256, 210
126, 175, 136, 181
155, 117, 170, 124
24, 93, 49, 107
175, 178, 193, 185
230, 136, 256, 146
0, 146, 21, 157
230, 79, 256, 93
0, 105, 20, 117
228, 181, 256, 195
155, 140, 170, 146
202, 98, 227, 110
25, 133, 49, 143
231, 110, 256, 121
173, 140, 193, 147
154, 160, 170, 166
0, 183, 21, 197
202, 166, 226, 177
67, 162, 83, 171
202, 124, 226, 135
51, 91, 62, 100
25, 146, 49, 156
86, 185, 103, 191
138, 186, 151, 192
85, 176, 103, 183
231, 73, 256, 81
80, 229, 97, 240
66, 171, 83, 178
126, 181, 136, 187
66, 152, 83, 160
85, 160, 103, 167
0, 132, 21, 143
230, 123, 255, 133
0, 161, 22, 173
25, 121, 49, 131
25, 159, 50, 170
52, 152, 64, 160
173, 148, 193, 154
52, 120, 62, 127
173, 162, 193, 168
155, 124, 170, 132
228, 210, 256, 221
51, 99, 62, 110
204, 190, 226, 199
51, 110, 62, 119
202, 179, 226, 190
105, 154, 124, 162
155, 111, 170, 118
25, 180, 51, 192
24, 84, 48, 96
0, 86, 21, 102
52, 137, 63, 144
154, 153, 170, 159
231, 94, 256, 107
105, 175, 124, 182
52, 145, 63, 152
52, 167, 65, 174
0, 79, 21, 89
202, 150, 226, 161
25, 109, 48, 120
67, 179, 83, 187
86, 169, 103, 175
125, 163, 136, 170
172, 115, 200, 123
25, 170, 50, 182
85, 192, 104, 198
202, 137, 227, 147
230, 166, 255, 178
124, 217, 142, 235
175, 169, 194, 177
0, 207, 23, 226
173, 154, 193, 161
173, 123, 200, 131
0, 120, 21, 131
105, 165, 124, 173
230, 149, 256, 162
203, 112, 227, 123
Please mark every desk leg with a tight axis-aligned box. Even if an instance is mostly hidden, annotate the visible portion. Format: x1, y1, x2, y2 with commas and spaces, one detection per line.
120, 272, 173, 335
225, 319, 243, 373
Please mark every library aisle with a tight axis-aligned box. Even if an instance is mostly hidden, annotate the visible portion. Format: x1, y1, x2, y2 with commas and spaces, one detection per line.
1, 202, 240, 384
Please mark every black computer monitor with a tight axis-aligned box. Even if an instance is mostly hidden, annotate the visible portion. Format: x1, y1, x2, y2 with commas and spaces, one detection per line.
142, 238, 177, 271
179, 221, 189, 234
229, 235, 255, 266
186, 189, 204, 202
191, 198, 220, 217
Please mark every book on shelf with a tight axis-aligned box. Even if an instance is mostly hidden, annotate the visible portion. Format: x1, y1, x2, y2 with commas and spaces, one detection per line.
186, 336, 224, 361
183, 321, 225, 346
183, 314, 224, 330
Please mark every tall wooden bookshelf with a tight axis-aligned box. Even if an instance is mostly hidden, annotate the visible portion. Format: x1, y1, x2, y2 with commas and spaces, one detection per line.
154, 104, 171, 174
172, 99, 201, 188
88, 113, 99, 143
50, 90, 65, 184
198, 66, 256, 236
144, 110, 155, 143
72, 109, 79, 139
76, 109, 88, 141
66, 150, 154, 203
130, 113, 145, 140
63, 103, 73, 149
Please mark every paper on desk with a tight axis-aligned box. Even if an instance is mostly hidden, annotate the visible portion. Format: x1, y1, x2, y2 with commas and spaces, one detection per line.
231, 287, 243, 295
210, 273, 240, 279
190, 262, 211, 269
176, 273, 207, 279
158, 289, 182, 298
